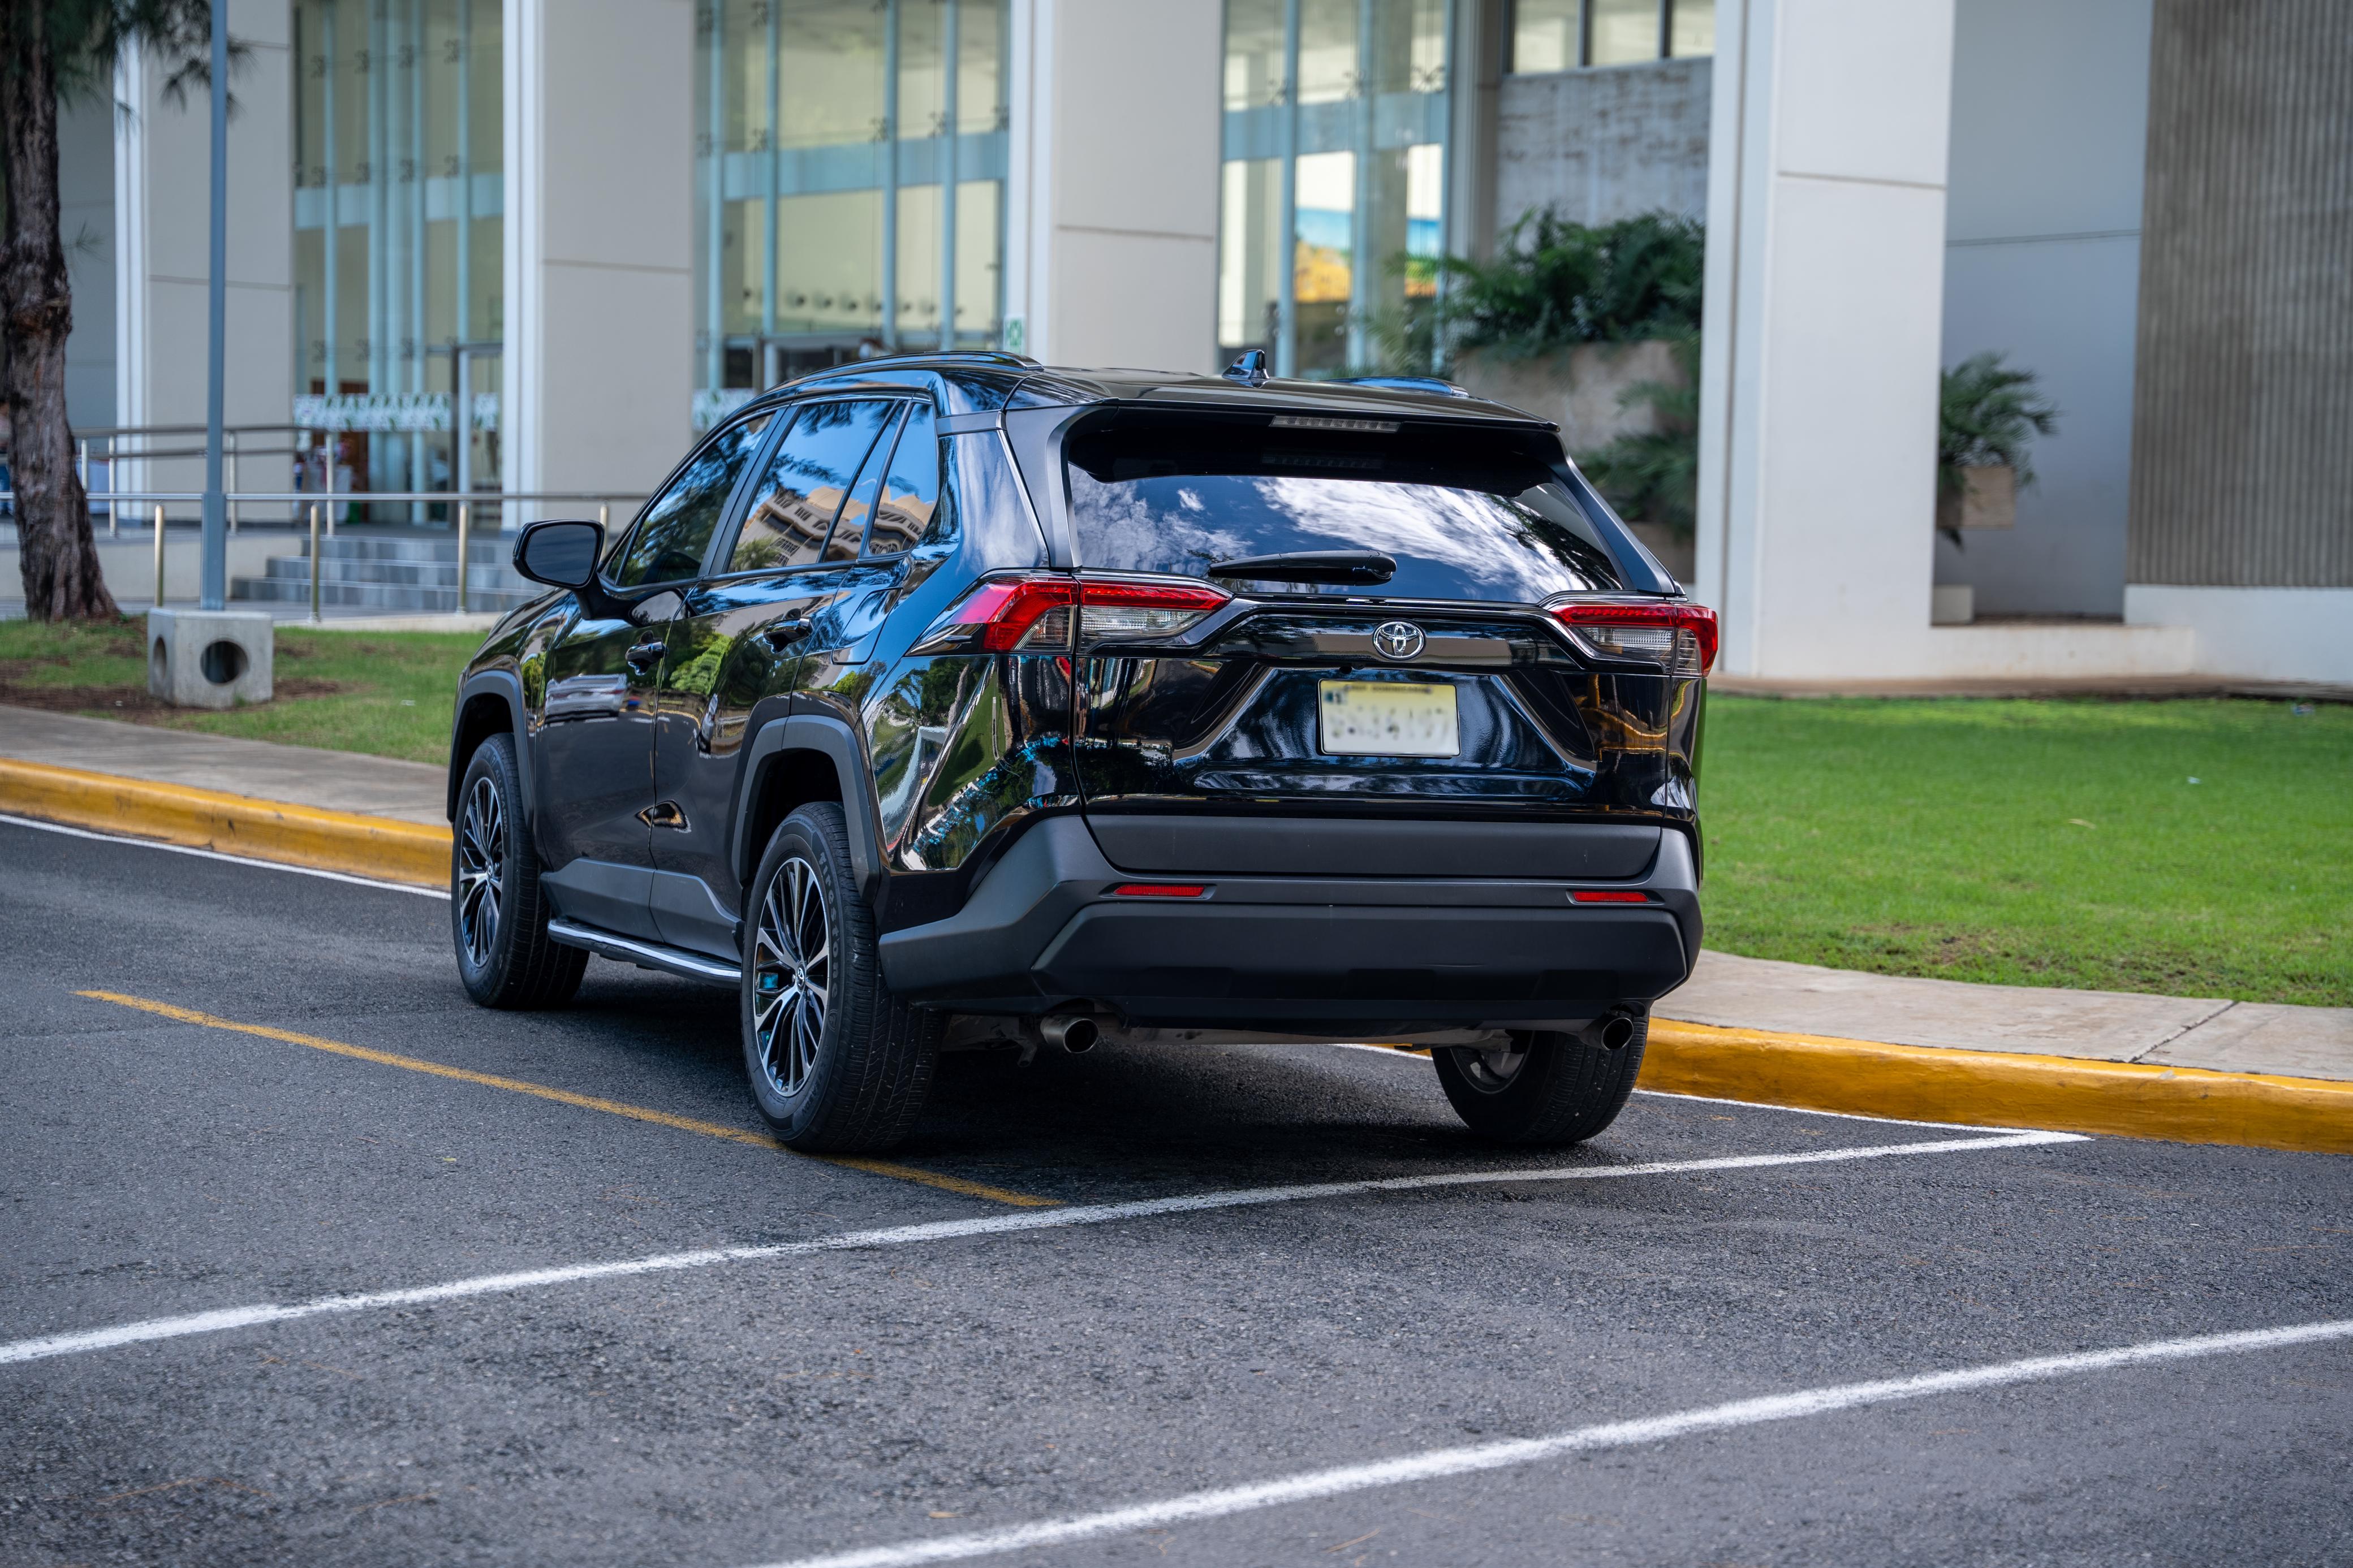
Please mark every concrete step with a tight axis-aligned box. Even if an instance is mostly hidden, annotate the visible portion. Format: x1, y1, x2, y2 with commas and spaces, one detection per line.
252, 555, 532, 591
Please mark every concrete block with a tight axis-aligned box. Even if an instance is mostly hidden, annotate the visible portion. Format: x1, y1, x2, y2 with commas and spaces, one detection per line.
1931, 584, 1975, 625
146, 608, 273, 709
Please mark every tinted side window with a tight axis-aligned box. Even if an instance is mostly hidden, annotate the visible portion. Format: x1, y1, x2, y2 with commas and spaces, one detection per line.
867, 406, 940, 557
824, 407, 908, 562
607, 414, 769, 588
724, 399, 897, 574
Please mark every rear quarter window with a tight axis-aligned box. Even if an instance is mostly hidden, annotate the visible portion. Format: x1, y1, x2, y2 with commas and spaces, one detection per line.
1063, 417, 1629, 601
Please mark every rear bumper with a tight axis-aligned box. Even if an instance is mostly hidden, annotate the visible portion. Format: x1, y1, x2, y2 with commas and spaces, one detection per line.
877, 815, 1701, 1033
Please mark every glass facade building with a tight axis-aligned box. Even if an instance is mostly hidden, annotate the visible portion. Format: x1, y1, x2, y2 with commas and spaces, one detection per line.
693, 0, 1011, 414
1217, 0, 1453, 378
292, 0, 504, 496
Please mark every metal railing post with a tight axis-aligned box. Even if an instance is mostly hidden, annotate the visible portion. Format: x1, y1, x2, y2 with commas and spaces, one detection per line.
226, 430, 239, 534
455, 499, 471, 614
153, 504, 166, 607
309, 503, 323, 624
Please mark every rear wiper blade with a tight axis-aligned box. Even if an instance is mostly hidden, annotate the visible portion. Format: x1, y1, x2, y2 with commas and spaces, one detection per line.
1205, 551, 1397, 585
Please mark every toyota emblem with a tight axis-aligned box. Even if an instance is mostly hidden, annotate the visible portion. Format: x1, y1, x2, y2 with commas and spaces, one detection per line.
1372, 621, 1425, 660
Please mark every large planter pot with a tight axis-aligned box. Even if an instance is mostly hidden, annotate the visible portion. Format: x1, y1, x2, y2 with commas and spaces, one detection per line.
1937, 464, 2015, 532
1453, 339, 1688, 452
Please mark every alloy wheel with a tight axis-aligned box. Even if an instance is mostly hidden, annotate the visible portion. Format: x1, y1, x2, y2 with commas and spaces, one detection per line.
457, 775, 506, 968
1454, 1038, 1529, 1092
753, 854, 830, 1098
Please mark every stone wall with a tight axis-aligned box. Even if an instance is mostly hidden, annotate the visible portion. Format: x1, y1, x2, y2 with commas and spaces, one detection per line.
1493, 58, 1711, 230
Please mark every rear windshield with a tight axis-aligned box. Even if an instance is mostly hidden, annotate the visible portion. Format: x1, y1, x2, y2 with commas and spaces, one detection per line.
1062, 418, 1628, 600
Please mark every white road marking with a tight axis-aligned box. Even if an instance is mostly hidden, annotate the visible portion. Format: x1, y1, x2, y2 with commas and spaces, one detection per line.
0, 1130, 2079, 1369
743, 1316, 2353, 1568
0, 813, 447, 899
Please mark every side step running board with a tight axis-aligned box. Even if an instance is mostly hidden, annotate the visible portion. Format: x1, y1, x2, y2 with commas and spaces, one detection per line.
547, 919, 741, 988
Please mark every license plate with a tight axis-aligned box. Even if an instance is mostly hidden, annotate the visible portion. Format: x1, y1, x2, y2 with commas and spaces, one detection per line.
1318, 681, 1460, 758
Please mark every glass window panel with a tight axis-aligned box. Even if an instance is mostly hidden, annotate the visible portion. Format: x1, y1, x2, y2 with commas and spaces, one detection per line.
1668, 0, 1714, 57
1511, 0, 1581, 73
1298, 0, 1359, 105
827, 406, 907, 561
1372, 0, 1448, 94
613, 414, 772, 587
727, 400, 896, 573
958, 0, 1007, 134
1223, 0, 1286, 110
868, 407, 939, 557
1589, 0, 1661, 65
954, 178, 1003, 343
897, 185, 941, 339
1218, 157, 1283, 349
777, 1, 886, 149
773, 191, 884, 336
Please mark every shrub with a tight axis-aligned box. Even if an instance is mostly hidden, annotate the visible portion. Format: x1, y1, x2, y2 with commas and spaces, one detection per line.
1578, 334, 1701, 540
1940, 352, 2058, 493
1430, 209, 1705, 360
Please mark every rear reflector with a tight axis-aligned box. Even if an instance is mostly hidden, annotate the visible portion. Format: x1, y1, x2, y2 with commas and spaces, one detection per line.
1113, 883, 1210, 899
1570, 889, 1650, 904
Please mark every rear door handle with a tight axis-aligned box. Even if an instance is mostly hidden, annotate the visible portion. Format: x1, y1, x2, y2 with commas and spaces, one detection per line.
761, 617, 812, 652
624, 641, 666, 668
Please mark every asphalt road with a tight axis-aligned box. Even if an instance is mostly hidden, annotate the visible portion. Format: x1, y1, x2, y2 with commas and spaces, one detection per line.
3, 815, 2349, 1568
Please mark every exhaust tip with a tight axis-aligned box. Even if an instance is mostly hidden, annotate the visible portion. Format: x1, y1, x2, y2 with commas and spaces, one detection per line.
1598, 1014, 1637, 1051
1042, 1014, 1100, 1054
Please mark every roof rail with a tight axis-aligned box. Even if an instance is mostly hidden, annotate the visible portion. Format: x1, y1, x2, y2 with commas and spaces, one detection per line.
801, 349, 1041, 378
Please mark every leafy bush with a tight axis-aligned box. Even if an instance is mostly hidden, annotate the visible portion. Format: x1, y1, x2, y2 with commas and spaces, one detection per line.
1430, 209, 1705, 360
1578, 334, 1701, 539
1940, 352, 2058, 494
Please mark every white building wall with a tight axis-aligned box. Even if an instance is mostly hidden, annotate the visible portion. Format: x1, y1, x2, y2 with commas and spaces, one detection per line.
1938, 0, 2152, 619
1695, 0, 1956, 681
503, 0, 694, 511
1005, 0, 1221, 372
113, 0, 295, 497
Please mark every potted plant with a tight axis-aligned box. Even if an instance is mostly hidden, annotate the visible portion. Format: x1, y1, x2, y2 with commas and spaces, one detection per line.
1938, 352, 2058, 540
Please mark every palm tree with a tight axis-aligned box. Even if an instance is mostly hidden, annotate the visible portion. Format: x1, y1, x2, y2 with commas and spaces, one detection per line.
2, 1, 212, 619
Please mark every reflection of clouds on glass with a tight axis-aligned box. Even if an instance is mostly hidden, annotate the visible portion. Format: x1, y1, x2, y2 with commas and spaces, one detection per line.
1254, 477, 1547, 589
1068, 482, 1253, 573
1177, 487, 1205, 512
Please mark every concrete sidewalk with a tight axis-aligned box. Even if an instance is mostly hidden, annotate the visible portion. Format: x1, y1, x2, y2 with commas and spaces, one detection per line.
2, 702, 2347, 1148
0, 707, 445, 824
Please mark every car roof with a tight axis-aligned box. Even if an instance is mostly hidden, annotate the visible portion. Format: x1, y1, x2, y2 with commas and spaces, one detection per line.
738, 351, 1556, 430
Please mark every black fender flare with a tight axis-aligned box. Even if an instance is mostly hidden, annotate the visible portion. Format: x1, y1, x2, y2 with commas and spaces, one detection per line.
732, 713, 886, 916
448, 669, 533, 823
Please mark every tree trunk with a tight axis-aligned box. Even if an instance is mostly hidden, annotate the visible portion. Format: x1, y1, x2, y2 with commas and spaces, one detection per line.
1, 1, 118, 620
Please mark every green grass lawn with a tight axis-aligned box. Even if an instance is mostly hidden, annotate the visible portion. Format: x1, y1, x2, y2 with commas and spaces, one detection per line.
1700, 696, 2352, 1007
0, 616, 479, 765
4, 618, 2345, 1004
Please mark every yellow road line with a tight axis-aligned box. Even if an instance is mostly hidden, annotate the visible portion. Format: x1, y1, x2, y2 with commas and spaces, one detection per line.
2, 759, 448, 887
78, 991, 1058, 1208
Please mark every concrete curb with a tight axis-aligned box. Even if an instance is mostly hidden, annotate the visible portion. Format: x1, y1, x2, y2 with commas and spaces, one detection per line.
1644, 1019, 2353, 1156
0, 758, 449, 888
4, 759, 2346, 1155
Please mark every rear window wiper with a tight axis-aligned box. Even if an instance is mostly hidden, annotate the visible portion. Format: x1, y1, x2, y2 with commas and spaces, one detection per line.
1205, 551, 1397, 585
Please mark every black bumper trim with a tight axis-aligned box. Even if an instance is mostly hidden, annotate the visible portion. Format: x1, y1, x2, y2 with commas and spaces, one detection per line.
877, 817, 1701, 1030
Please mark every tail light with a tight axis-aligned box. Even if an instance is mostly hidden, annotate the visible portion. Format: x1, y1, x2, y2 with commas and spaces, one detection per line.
915, 574, 1232, 654
1549, 600, 1718, 676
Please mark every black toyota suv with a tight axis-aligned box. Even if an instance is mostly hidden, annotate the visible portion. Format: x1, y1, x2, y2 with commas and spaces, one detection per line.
445, 352, 1712, 1152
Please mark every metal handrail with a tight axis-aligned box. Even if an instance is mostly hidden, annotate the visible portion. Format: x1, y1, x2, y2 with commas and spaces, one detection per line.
1, 490, 641, 505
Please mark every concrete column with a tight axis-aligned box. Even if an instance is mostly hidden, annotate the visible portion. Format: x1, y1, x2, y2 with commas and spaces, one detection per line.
1693, 0, 1955, 679
503, 0, 694, 513
1003, 0, 1221, 372
113, 0, 295, 498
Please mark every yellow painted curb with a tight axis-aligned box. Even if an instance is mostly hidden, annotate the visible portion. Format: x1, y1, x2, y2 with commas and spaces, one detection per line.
0, 758, 450, 888
1644, 1017, 2353, 1155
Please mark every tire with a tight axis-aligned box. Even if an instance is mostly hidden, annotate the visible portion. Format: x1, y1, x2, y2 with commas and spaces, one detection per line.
451, 732, 587, 1009
1432, 1017, 1648, 1146
741, 802, 941, 1152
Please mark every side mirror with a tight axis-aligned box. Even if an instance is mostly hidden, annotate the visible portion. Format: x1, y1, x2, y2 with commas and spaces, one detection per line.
513, 519, 604, 590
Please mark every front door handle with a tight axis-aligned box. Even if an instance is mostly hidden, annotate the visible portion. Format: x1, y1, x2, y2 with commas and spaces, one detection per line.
760, 617, 812, 652
624, 640, 666, 669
